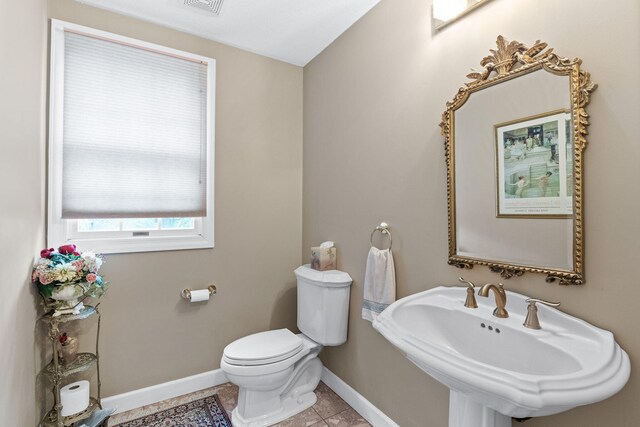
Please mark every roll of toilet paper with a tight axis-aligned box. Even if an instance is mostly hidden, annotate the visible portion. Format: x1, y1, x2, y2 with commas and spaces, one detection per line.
60, 380, 90, 416
189, 289, 210, 302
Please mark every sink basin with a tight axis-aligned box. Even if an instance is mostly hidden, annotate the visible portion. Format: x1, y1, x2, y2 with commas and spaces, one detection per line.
372, 286, 630, 426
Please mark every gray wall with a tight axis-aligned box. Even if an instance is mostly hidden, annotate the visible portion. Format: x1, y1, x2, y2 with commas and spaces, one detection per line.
4, 0, 640, 425
0, 0, 47, 425
46, 0, 303, 398
2, 1, 302, 422
303, 0, 640, 426
3, 0, 303, 421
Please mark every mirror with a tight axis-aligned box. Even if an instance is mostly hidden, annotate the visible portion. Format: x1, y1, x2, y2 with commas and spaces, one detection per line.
441, 36, 596, 285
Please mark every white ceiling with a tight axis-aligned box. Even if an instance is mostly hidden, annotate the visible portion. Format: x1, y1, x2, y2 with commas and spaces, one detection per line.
75, 0, 381, 66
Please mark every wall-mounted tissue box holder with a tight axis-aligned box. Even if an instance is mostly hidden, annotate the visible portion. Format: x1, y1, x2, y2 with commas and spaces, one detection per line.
311, 247, 336, 271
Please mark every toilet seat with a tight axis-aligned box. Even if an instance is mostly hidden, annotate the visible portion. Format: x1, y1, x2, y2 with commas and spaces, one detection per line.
223, 329, 304, 366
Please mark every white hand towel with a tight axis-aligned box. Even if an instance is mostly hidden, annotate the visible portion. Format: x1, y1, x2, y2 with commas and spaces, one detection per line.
362, 247, 396, 322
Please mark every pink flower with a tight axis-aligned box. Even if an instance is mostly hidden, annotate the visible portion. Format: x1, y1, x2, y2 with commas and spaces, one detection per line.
40, 248, 55, 258
31, 269, 39, 282
58, 244, 77, 255
39, 272, 54, 285
72, 260, 85, 271
86, 273, 97, 283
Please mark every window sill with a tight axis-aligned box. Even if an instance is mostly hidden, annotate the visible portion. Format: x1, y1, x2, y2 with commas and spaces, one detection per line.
62, 234, 214, 255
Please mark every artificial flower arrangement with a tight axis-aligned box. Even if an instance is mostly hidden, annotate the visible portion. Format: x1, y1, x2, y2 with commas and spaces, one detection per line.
32, 244, 109, 316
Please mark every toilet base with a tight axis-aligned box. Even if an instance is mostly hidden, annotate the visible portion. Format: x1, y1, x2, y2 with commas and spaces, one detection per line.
231, 390, 317, 427
228, 347, 323, 427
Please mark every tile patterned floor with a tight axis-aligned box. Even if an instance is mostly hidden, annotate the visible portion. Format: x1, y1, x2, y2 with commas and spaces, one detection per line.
108, 381, 371, 427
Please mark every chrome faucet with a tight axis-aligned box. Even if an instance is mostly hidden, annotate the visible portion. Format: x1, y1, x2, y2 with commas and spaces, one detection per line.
478, 283, 508, 318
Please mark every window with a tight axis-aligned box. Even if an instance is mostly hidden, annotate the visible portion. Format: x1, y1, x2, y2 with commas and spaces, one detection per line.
48, 20, 215, 254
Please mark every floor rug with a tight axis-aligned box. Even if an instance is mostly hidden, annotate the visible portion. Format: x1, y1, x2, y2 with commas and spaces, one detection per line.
112, 394, 232, 427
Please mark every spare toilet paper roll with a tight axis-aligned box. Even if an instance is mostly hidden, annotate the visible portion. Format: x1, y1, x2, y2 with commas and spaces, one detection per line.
189, 289, 210, 302
60, 380, 90, 416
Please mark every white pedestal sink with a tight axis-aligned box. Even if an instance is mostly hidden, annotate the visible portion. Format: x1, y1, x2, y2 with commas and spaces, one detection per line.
449, 390, 510, 427
372, 286, 630, 427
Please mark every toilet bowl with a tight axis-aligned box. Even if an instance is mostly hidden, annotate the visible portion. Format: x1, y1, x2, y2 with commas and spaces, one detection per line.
221, 265, 352, 427
222, 330, 323, 426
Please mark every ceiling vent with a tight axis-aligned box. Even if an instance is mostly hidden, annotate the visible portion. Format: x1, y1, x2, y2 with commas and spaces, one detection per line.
183, 0, 224, 16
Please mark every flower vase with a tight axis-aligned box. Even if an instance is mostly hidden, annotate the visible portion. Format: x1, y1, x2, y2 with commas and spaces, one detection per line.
50, 283, 88, 317
59, 337, 79, 365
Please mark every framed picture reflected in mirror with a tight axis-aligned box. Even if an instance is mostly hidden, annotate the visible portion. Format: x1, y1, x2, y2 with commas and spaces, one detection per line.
495, 110, 573, 218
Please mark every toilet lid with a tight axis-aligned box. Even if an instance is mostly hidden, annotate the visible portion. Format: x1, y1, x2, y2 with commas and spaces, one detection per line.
223, 329, 304, 366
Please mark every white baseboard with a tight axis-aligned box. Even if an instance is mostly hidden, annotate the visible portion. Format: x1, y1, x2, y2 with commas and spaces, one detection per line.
101, 369, 228, 415
321, 367, 399, 427
101, 366, 397, 426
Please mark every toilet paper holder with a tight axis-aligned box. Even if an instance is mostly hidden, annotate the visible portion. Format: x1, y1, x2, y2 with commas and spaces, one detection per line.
181, 284, 217, 300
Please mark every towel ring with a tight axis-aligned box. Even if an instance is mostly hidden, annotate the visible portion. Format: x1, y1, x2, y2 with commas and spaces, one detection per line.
370, 222, 392, 250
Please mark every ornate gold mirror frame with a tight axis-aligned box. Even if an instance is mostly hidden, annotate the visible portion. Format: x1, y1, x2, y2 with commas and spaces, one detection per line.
441, 36, 597, 285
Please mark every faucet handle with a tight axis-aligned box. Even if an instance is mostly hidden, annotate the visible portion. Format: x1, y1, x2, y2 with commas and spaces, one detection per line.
523, 298, 561, 329
458, 277, 475, 289
458, 277, 478, 309
526, 298, 560, 308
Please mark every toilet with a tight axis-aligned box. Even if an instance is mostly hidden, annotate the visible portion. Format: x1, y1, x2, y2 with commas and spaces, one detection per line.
220, 265, 353, 427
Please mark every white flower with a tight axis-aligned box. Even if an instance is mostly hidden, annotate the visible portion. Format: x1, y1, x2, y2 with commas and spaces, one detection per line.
36, 258, 51, 268
81, 252, 102, 272
55, 264, 77, 282
34, 259, 51, 275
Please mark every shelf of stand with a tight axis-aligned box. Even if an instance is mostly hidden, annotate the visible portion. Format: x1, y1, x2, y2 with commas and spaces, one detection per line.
37, 304, 104, 427
39, 306, 97, 324
42, 353, 97, 381
39, 397, 100, 427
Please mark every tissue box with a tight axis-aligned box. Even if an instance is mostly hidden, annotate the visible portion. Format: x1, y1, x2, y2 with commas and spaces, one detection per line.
310, 247, 336, 271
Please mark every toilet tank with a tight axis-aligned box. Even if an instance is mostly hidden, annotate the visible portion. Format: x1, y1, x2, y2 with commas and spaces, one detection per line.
295, 265, 353, 346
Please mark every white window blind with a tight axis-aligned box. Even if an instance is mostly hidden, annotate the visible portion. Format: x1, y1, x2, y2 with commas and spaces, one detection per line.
61, 31, 209, 219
